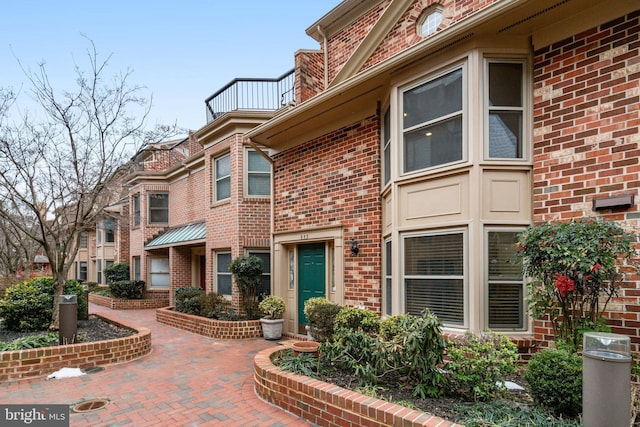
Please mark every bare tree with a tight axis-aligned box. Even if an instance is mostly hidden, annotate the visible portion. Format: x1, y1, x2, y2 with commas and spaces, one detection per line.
0, 41, 179, 329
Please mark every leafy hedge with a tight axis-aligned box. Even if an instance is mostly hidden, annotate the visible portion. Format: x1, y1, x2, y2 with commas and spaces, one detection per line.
109, 280, 145, 299
0, 277, 86, 331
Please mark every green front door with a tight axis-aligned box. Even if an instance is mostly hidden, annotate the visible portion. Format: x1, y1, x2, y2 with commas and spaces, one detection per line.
298, 243, 326, 332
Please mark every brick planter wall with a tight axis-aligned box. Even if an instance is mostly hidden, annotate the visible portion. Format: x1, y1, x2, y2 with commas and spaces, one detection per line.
0, 312, 151, 382
254, 346, 461, 427
89, 293, 170, 310
156, 307, 262, 339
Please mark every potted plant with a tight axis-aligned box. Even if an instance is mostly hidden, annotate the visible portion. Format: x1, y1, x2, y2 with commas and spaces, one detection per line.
228, 255, 263, 319
258, 295, 286, 340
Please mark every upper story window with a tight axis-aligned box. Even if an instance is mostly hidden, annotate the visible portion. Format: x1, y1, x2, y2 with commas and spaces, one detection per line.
148, 193, 169, 224
132, 194, 141, 227
104, 220, 115, 243
419, 6, 443, 36
486, 60, 525, 159
80, 232, 88, 249
215, 154, 231, 201
402, 66, 464, 173
246, 149, 271, 196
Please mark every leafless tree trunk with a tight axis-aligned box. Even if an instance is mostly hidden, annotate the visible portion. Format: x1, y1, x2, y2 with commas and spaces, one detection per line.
0, 40, 178, 329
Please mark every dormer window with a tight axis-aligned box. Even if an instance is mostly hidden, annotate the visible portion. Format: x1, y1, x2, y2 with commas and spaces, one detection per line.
419, 6, 443, 36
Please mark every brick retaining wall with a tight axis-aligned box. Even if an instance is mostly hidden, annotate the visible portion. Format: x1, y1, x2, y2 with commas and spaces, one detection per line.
89, 293, 169, 310
254, 346, 461, 427
156, 307, 262, 339
0, 312, 151, 382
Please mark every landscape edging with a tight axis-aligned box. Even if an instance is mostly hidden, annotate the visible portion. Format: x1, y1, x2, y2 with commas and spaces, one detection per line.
156, 306, 262, 339
0, 312, 151, 382
253, 346, 462, 427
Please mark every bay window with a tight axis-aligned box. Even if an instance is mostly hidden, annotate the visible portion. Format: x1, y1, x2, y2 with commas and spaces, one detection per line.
215, 154, 231, 201
148, 193, 169, 224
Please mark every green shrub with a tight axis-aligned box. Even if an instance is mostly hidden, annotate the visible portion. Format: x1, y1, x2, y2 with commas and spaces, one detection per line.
200, 292, 238, 320
323, 309, 447, 398
525, 348, 582, 418
174, 287, 205, 315
258, 295, 286, 319
303, 297, 341, 342
109, 280, 145, 299
446, 331, 519, 401
104, 263, 130, 283
0, 278, 86, 332
334, 306, 380, 335
0, 332, 58, 351
229, 255, 262, 319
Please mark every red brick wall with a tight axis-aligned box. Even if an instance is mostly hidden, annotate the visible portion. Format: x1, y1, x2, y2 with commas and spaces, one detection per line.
532, 11, 640, 351
169, 168, 206, 226
170, 246, 193, 304
156, 307, 262, 339
273, 117, 382, 310
254, 346, 460, 427
295, 50, 325, 104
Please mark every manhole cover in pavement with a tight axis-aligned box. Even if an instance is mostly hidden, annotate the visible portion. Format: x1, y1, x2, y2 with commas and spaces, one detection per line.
72, 399, 109, 413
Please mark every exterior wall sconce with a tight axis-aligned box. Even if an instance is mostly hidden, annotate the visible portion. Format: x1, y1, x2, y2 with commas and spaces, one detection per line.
350, 238, 359, 256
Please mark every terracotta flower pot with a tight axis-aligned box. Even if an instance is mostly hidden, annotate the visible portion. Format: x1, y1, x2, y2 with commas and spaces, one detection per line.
292, 340, 320, 357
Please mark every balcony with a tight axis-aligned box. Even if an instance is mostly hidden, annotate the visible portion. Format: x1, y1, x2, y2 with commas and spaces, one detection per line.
205, 69, 295, 123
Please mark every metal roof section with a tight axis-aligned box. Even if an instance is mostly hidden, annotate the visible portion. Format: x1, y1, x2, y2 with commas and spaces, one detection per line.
145, 221, 206, 249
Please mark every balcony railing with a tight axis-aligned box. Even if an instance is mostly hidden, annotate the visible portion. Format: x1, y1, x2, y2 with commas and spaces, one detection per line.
205, 69, 295, 123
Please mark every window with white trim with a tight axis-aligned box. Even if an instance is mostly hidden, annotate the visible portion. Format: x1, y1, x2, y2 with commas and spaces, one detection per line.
486, 60, 525, 159
104, 220, 115, 243
246, 149, 271, 196
486, 229, 525, 330
133, 256, 141, 281
382, 106, 391, 185
215, 154, 231, 201
248, 250, 271, 297
80, 232, 88, 249
132, 194, 141, 227
216, 252, 232, 296
404, 230, 465, 326
97, 260, 103, 284
419, 6, 443, 36
149, 257, 169, 287
402, 66, 465, 173
148, 193, 169, 224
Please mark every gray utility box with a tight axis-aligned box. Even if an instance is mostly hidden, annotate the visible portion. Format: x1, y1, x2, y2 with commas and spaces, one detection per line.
583, 332, 631, 427
58, 294, 78, 345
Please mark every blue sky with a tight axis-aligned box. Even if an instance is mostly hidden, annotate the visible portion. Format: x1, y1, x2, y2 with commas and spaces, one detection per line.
1, 1, 342, 132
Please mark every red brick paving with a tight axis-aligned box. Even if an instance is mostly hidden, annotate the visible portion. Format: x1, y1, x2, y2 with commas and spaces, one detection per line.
1, 304, 311, 426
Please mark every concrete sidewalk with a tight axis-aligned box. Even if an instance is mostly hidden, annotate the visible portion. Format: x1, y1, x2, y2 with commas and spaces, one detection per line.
1, 304, 311, 426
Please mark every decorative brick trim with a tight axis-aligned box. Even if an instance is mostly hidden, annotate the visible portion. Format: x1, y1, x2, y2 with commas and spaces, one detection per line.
156, 307, 262, 339
0, 312, 151, 382
89, 294, 170, 310
254, 346, 462, 427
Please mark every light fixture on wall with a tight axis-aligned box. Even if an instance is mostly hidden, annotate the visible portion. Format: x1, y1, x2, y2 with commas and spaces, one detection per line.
350, 238, 359, 256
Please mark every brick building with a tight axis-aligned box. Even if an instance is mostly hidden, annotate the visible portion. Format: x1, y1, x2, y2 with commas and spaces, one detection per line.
80, 0, 639, 353
246, 0, 640, 352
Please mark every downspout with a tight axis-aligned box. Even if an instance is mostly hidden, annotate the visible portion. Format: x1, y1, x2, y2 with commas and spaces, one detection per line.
317, 25, 329, 88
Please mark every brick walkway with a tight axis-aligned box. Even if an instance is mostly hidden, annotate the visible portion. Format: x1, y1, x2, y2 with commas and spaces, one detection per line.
1, 304, 312, 426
